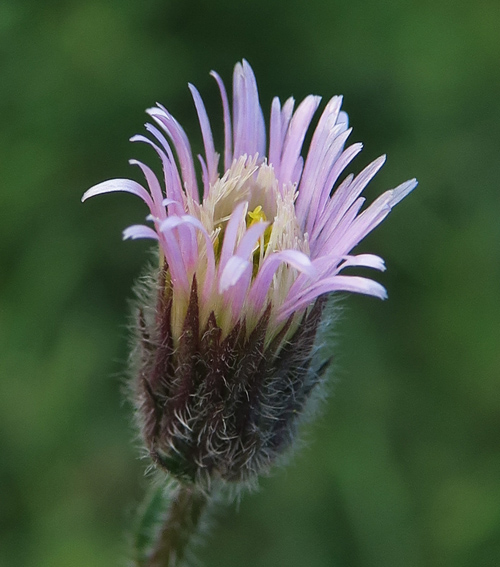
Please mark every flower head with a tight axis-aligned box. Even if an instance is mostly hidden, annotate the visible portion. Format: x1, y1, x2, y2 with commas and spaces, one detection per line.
83, 60, 416, 486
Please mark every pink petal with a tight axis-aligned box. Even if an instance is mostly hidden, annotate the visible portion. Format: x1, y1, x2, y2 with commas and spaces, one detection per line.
248, 250, 316, 312
197, 154, 210, 198
157, 216, 193, 291
226, 264, 252, 323
218, 201, 247, 273
235, 222, 270, 259
268, 97, 283, 176
338, 254, 386, 272
280, 97, 295, 150
122, 224, 159, 240
219, 255, 251, 293
314, 154, 387, 237
189, 83, 219, 188
279, 275, 387, 320
174, 215, 216, 301
147, 105, 199, 202
279, 95, 321, 183
143, 126, 186, 214
232, 61, 266, 159
211, 70, 233, 171
129, 159, 165, 219
82, 179, 155, 212
130, 132, 185, 214
308, 142, 364, 240
313, 196, 366, 257
334, 178, 417, 255
299, 127, 356, 233
297, 96, 344, 207
242, 60, 267, 159
291, 155, 304, 186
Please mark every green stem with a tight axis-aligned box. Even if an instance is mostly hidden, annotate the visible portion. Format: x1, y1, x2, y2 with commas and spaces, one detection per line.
136, 482, 209, 567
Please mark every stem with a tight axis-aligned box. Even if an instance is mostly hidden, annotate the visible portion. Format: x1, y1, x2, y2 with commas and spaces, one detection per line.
141, 483, 208, 567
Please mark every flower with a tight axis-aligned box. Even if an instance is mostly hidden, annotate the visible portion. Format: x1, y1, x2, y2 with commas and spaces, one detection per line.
83, 60, 416, 486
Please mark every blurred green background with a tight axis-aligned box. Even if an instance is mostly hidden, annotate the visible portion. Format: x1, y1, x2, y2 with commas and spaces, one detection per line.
1, 0, 499, 566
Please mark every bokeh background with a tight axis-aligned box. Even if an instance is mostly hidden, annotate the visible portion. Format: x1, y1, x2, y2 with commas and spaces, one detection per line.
1, 0, 500, 566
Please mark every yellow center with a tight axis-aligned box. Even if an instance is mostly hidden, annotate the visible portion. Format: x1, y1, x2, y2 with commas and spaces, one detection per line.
247, 205, 266, 226
246, 205, 273, 276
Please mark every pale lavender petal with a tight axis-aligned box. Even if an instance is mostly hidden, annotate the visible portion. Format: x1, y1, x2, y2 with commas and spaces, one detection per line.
313, 154, 386, 238
338, 254, 386, 272
173, 215, 216, 300
243, 59, 266, 158
180, 223, 198, 269
309, 142, 363, 236
279, 275, 387, 320
233, 60, 266, 158
297, 125, 352, 228
232, 62, 245, 157
197, 154, 210, 198
130, 133, 184, 214
320, 96, 343, 127
310, 173, 355, 246
159, 215, 196, 233
122, 224, 159, 240
143, 123, 186, 212
389, 178, 418, 206
314, 196, 366, 256
282, 250, 343, 302
161, 198, 180, 208
280, 97, 295, 149
297, 252, 384, 283
219, 201, 247, 273
160, 216, 197, 271
82, 179, 155, 213
279, 95, 321, 183
296, 96, 344, 203
288, 247, 383, 301
334, 178, 418, 255
298, 96, 343, 195
211, 70, 233, 170
189, 83, 219, 187
147, 105, 199, 202
324, 139, 362, 190
226, 265, 252, 322
299, 128, 355, 232
129, 159, 165, 219
296, 122, 346, 199
248, 250, 316, 312
157, 217, 192, 291
235, 222, 269, 259
308, 254, 344, 279
219, 255, 251, 293
338, 110, 349, 127
291, 156, 304, 186
268, 97, 282, 174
